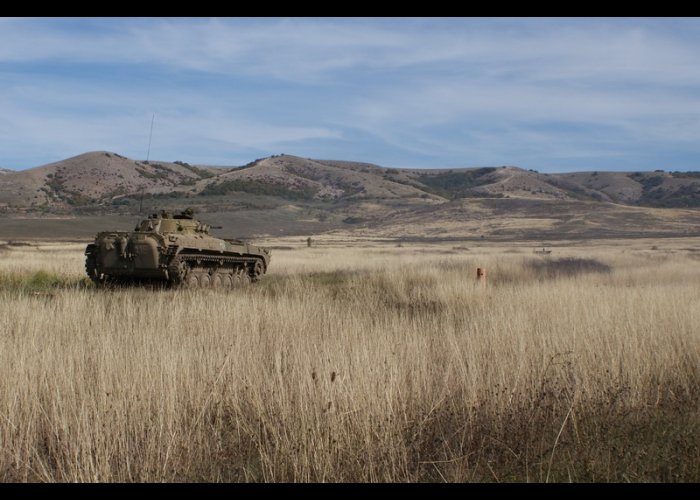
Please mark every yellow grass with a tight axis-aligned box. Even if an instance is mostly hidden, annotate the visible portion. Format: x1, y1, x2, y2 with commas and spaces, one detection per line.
0, 238, 698, 482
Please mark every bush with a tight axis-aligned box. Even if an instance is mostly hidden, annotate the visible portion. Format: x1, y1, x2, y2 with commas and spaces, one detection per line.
526, 257, 612, 278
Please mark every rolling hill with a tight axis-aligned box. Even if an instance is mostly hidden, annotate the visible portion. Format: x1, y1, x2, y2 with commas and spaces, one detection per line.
0, 152, 222, 209
1, 151, 700, 240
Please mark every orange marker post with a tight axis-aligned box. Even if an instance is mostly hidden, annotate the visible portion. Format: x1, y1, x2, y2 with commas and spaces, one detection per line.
476, 267, 487, 288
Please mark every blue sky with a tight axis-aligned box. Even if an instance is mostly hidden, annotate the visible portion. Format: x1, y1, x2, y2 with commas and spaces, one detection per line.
2, 17, 700, 172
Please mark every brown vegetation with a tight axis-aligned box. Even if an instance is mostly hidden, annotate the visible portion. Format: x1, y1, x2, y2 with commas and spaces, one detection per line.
3, 152, 700, 218
0, 239, 698, 482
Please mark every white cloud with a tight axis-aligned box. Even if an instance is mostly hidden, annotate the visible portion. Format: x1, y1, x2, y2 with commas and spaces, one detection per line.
0, 19, 696, 83
2, 18, 700, 169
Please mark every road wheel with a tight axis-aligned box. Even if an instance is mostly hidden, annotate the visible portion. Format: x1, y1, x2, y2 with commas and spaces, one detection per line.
199, 272, 211, 288
186, 271, 200, 289
232, 271, 241, 287
212, 272, 225, 289
239, 268, 251, 286
220, 273, 234, 289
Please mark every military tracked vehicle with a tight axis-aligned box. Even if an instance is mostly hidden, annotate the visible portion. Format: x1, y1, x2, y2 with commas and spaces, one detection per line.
85, 208, 270, 288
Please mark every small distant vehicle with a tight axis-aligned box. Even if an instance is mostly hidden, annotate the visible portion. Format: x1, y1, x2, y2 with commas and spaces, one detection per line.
85, 208, 270, 288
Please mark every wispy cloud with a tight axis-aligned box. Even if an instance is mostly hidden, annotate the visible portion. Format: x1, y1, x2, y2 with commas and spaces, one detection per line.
1, 18, 700, 170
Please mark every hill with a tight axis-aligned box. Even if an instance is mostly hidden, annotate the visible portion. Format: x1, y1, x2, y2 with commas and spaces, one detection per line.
1, 152, 700, 240
553, 170, 700, 207
0, 152, 219, 210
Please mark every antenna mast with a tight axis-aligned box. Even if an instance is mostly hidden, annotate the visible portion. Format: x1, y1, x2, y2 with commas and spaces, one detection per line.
146, 112, 155, 163
139, 188, 145, 216
139, 112, 155, 216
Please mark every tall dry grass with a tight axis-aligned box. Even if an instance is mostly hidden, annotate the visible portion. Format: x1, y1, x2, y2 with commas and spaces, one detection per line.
0, 240, 698, 482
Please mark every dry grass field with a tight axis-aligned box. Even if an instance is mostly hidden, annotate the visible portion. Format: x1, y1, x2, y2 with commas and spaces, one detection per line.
0, 237, 698, 482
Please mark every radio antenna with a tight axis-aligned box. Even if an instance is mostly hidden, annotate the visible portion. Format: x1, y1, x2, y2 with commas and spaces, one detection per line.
146, 112, 155, 163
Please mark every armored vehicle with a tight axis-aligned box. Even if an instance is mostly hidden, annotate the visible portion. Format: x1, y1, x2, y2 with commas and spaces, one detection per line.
85, 208, 270, 288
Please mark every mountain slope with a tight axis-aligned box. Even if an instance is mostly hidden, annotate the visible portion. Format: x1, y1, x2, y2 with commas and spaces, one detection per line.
1, 152, 700, 240
200, 155, 441, 201
0, 151, 218, 208
554, 170, 700, 207
3, 151, 700, 210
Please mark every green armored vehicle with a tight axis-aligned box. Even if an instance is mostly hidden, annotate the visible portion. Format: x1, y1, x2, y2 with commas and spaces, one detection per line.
85, 208, 270, 288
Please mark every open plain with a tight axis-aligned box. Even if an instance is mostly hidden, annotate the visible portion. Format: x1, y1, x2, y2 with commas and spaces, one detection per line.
0, 235, 698, 482
5, 16, 700, 484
